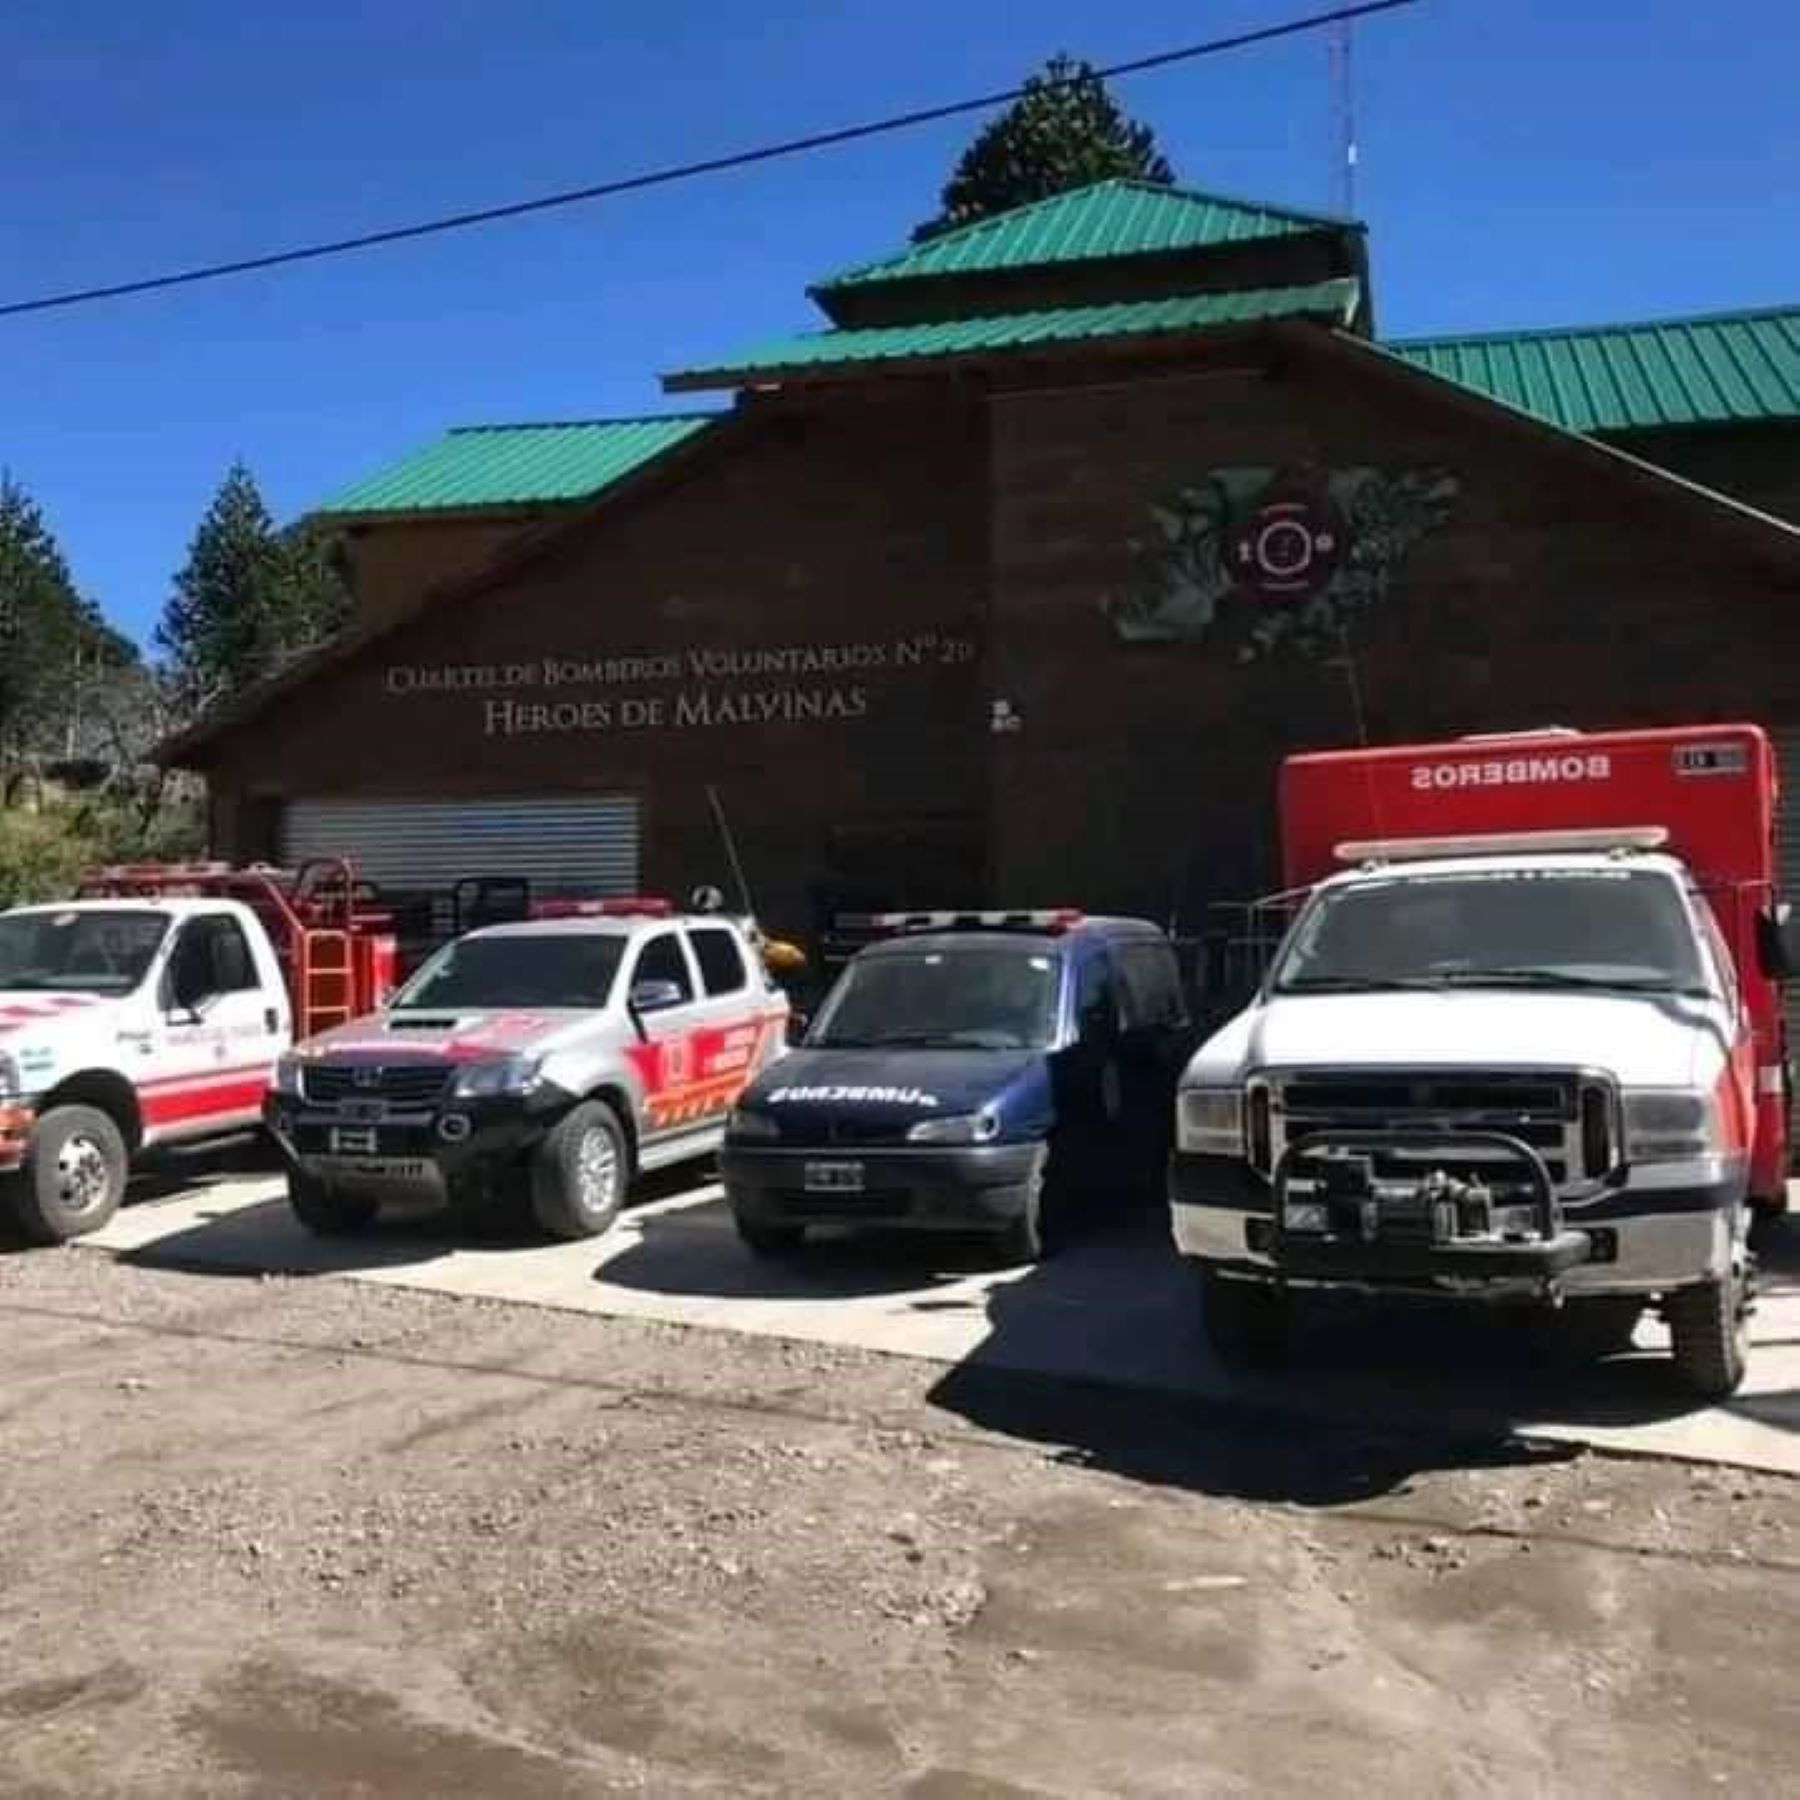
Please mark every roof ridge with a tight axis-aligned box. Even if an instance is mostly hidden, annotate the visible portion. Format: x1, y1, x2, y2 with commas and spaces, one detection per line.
816, 177, 1357, 290
1390, 301, 1800, 350
445, 412, 718, 435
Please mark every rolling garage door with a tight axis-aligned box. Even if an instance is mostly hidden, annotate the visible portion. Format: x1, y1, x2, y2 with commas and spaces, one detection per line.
280, 796, 640, 893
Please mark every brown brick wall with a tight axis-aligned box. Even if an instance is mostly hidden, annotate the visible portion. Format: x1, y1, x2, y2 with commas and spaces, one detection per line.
986, 349, 1800, 924
211, 393, 991, 936
340, 516, 547, 629
1605, 423, 1800, 528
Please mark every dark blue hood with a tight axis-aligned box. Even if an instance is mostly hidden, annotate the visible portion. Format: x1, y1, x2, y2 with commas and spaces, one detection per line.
742, 1045, 1052, 1143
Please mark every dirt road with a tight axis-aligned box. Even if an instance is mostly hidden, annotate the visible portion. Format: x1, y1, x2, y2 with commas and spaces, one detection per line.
3, 1247, 1798, 1797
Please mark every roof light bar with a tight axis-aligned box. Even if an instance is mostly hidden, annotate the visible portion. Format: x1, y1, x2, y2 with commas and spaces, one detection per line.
1336, 827, 1671, 865
839, 908, 1085, 935
530, 896, 674, 919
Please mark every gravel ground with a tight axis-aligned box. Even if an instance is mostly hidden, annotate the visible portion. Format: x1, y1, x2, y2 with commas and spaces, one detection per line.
2, 1245, 1798, 1797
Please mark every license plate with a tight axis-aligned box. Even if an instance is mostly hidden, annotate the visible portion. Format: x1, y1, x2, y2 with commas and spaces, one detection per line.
323, 1156, 431, 1183
330, 1125, 382, 1156
803, 1160, 865, 1193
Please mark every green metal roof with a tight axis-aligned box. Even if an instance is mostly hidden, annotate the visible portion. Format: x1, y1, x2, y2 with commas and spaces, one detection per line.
1390, 305, 1800, 432
666, 280, 1360, 391
815, 178, 1355, 295
315, 414, 718, 517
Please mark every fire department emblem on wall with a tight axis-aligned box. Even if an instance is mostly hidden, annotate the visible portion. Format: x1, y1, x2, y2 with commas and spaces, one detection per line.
1104, 465, 1460, 660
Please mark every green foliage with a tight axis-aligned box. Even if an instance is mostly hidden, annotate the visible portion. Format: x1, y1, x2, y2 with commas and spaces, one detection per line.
0, 476, 131, 774
156, 462, 349, 718
915, 54, 1175, 242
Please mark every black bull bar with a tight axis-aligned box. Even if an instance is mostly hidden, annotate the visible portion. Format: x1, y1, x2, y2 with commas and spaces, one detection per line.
1267, 1127, 1599, 1290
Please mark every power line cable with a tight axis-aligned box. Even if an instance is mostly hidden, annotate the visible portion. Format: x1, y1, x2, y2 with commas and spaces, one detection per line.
0, 0, 1421, 321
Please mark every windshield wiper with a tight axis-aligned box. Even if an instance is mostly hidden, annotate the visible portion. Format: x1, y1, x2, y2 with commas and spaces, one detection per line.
1277, 975, 1448, 993
1430, 968, 1692, 993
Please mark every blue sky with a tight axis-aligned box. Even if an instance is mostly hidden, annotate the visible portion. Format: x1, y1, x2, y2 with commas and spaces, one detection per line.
6, 0, 1797, 646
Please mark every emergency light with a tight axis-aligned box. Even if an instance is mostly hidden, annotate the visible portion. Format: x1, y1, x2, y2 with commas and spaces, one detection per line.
1334, 826, 1671, 865
841, 908, 1085, 935
530, 896, 674, 919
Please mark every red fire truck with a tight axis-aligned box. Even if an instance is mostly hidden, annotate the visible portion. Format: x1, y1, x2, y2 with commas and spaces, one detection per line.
1173, 724, 1796, 1398
0, 861, 396, 1242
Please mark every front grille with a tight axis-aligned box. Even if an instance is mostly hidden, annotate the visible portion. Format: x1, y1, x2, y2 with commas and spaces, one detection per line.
1271, 1068, 1599, 1188
302, 1063, 448, 1108
809, 1116, 917, 1148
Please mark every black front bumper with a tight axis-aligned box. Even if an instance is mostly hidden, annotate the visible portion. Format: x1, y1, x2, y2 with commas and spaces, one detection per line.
721, 1141, 1044, 1232
1169, 1149, 1599, 1292
262, 1088, 565, 1202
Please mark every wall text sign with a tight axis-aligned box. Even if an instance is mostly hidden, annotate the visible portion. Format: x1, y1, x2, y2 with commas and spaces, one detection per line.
383, 633, 976, 738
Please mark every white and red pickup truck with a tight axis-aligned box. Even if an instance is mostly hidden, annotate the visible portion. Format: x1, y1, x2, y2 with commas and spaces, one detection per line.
0, 861, 396, 1242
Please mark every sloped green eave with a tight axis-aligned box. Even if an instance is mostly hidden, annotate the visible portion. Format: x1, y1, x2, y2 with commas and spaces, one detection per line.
1388, 306, 1800, 432
814, 177, 1358, 294
665, 280, 1360, 392
314, 414, 718, 517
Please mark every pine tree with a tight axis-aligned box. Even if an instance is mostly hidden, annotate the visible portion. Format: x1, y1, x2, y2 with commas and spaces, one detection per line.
156, 462, 350, 717
0, 476, 100, 777
914, 54, 1175, 242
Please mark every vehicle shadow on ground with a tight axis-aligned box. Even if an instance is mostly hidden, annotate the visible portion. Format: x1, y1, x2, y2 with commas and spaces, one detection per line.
926, 1203, 1800, 1502
102, 1162, 730, 1283
598, 1193, 999, 1302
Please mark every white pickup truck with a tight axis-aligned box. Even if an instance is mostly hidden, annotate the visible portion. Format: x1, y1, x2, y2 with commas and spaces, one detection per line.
0, 861, 397, 1244
0, 894, 292, 1240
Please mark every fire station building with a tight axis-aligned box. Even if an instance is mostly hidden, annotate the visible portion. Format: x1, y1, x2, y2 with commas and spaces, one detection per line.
162, 179, 1800, 975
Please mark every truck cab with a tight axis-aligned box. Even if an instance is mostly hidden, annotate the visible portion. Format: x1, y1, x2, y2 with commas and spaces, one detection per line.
1172, 725, 1796, 1400
0, 861, 384, 1242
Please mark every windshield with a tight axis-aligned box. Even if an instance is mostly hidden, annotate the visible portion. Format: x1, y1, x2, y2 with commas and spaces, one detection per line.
391, 933, 625, 1011
0, 908, 169, 996
1271, 868, 1710, 996
809, 946, 1062, 1050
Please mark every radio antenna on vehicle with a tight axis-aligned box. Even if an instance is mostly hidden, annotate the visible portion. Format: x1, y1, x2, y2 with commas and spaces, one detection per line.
706, 784, 756, 918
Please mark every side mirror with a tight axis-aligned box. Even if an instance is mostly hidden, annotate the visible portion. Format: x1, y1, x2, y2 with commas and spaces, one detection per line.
628, 978, 686, 1015
1758, 904, 1800, 981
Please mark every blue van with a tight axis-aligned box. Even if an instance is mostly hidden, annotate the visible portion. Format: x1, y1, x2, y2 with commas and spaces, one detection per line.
720, 910, 1193, 1261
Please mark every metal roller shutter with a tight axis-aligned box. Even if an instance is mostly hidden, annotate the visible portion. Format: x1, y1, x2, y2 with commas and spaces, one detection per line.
280, 796, 640, 893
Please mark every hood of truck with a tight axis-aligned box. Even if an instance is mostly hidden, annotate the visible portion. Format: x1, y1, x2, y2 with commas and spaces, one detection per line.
742, 1045, 1049, 1134
297, 1007, 599, 1063
0, 993, 107, 1032
1188, 989, 1730, 1090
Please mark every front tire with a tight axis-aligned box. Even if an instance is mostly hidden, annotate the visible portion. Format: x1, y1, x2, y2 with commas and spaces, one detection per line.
288, 1169, 378, 1236
2, 1104, 129, 1244
1667, 1270, 1750, 1400
530, 1100, 628, 1241
1198, 1265, 1291, 1365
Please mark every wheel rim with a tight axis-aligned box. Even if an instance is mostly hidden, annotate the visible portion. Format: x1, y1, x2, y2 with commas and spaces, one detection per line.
575, 1127, 619, 1216
56, 1134, 114, 1217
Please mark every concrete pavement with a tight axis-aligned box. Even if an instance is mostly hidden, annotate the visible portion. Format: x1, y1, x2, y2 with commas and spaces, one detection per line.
80, 1160, 1800, 1477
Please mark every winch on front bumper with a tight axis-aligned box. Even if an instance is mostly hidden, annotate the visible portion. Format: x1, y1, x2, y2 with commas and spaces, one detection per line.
1262, 1127, 1600, 1294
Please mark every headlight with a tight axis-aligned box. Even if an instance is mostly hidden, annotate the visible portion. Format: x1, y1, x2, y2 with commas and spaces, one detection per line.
1177, 1086, 1243, 1155
726, 1107, 780, 1143
907, 1108, 1001, 1145
451, 1054, 544, 1099
1622, 1088, 1721, 1164
272, 1054, 304, 1098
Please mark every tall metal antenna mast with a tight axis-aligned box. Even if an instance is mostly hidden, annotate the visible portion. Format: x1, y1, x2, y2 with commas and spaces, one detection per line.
1328, 18, 1357, 216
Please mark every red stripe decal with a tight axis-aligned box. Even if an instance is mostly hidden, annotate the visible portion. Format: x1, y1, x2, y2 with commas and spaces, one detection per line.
140, 1075, 270, 1128
137, 1062, 275, 1092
